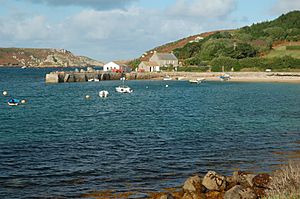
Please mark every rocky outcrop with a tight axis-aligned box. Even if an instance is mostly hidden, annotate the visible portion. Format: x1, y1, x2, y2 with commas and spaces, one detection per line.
0, 48, 104, 67
148, 170, 274, 199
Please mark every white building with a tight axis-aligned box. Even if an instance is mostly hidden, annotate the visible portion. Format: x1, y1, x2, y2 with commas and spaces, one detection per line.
103, 61, 131, 73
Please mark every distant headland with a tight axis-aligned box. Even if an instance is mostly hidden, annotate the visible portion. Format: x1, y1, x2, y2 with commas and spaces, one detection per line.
0, 48, 104, 68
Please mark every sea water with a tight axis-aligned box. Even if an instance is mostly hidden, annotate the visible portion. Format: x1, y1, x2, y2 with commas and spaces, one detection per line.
0, 68, 300, 198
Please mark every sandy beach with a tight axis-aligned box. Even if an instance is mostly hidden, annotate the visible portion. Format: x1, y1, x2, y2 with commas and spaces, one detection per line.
161, 72, 300, 83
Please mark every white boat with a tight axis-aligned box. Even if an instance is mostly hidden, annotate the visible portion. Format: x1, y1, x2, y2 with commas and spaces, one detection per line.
116, 78, 133, 93
163, 75, 172, 81
116, 85, 133, 93
21, 66, 27, 69
99, 90, 109, 98
220, 74, 231, 81
189, 78, 205, 84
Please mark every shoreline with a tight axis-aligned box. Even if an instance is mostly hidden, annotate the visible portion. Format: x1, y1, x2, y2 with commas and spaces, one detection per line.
161, 72, 300, 84
44, 70, 300, 84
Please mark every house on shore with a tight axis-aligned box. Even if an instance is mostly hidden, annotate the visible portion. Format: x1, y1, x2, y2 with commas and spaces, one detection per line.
103, 61, 131, 73
149, 52, 179, 67
137, 61, 160, 72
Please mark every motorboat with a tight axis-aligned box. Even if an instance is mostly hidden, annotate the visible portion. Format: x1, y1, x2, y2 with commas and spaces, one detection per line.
99, 90, 109, 98
116, 85, 133, 93
163, 75, 172, 81
8, 98, 20, 106
189, 78, 205, 84
116, 77, 133, 93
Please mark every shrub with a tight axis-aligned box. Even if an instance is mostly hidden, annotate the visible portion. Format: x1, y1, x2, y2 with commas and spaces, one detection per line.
264, 161, 300, 199
286, 46, 300, 50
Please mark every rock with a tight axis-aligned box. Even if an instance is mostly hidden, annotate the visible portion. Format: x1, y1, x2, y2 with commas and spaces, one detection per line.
240, 187, 257, 199
202, 171, 226, 191
159, 193, 174, 199
225, 186, 257, 199
45, 73, 59, 83
224, 185, 242, 199
252, 173, 271, 189
183, 175, 204, 193
182, 192, 205, 199
205, 191, 224, 199
231, 171, 255, 188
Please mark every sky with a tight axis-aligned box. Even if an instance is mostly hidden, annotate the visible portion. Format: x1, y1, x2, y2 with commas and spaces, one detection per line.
0, 0, 299, 62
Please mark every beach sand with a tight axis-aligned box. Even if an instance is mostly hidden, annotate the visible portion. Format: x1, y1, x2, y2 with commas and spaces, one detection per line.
161, 72, 300, 83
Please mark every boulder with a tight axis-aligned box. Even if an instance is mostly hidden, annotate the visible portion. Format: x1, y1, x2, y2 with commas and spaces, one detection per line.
202, 171, 226, 191
252, 174, 271, 189
225, 186, 257, 199
159, 193, 175, 199
240, 187, 257, 199
231, 171, 256, 188
182, 192, 205, 199
183, 175, 204, 193
224, 185, 242, 199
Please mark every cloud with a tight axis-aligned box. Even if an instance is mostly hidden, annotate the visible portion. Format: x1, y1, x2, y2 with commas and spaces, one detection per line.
0, 1, 244, 61
271, 0, 300, 14
168, 0, 237, 18
19, 0, 137, 10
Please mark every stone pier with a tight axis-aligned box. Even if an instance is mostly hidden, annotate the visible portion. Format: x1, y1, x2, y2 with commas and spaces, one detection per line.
45, 70, 163, 83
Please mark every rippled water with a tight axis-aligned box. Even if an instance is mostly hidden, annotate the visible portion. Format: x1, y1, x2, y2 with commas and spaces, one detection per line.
1, 68, 300, 198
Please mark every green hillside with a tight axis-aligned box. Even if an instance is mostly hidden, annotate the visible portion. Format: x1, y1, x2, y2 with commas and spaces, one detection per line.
169, 11, 300, 71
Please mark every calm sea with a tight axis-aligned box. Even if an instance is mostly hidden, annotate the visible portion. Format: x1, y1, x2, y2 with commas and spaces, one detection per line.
1, 68, 300, 198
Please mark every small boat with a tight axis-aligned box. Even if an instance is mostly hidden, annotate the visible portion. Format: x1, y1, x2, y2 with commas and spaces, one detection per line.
116, 77, 133, 93
116, 85, 133, 93
220, 74, 231, 81
163, 75, 172, 81
21, 66, 27, 69
99, 90, 109, 98
189, 78, 205, 84
8, 98, 20, 106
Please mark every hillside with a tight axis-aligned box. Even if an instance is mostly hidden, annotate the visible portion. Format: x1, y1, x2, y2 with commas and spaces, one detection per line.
133, 11, 300, 72
0, 48, 104, 67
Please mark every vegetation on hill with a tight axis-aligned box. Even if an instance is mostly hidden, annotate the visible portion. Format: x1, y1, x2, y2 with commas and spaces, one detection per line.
138, 11, 300, 72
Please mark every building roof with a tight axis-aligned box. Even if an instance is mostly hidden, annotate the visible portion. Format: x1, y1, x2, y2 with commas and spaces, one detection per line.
155, 53, 178, 61
140, 61, 159, 67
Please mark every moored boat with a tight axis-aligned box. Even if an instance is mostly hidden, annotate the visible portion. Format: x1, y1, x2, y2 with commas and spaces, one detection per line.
8, 98, 20, 106
99, 90, 109, 98
189, 78, 205, 84
116, 77, 133, 93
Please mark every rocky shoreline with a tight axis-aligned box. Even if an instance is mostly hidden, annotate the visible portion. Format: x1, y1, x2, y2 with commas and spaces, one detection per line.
149, 170, 271, 199
82, 170, 273, 199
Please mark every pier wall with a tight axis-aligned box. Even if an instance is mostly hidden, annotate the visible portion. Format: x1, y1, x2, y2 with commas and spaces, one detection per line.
45, 71, 163, 83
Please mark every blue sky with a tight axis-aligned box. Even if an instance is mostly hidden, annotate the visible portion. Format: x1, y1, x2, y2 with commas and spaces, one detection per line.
0, 0, 299, 62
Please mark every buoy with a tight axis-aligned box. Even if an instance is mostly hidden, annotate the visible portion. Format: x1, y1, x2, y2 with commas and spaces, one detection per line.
146, 86, 149, 89
85, 95, 91, 99
21, 99, 26, 104
166, 85, 169, 88
2, 91, 8, 96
